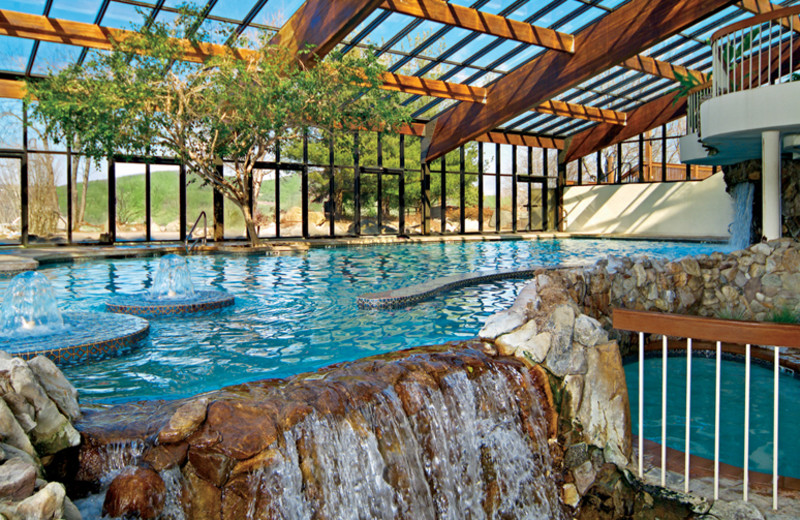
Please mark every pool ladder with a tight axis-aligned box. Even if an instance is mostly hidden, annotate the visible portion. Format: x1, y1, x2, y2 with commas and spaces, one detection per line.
185, 211, 207, 253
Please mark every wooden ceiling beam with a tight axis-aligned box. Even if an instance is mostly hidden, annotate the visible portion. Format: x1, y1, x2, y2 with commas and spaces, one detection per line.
563, 31, 800, 162
398, 122, 563, 148
533, 99, 627, 125
621, 54, 709, 83
422, 0, 737, 162
380, 0, 574, 52
0, 9, 489, 104
738, 0, 800, 34
560, 90, 688, 164
269, 0, 384, 67
0, 78, 27, 99
381, 72, 487, 103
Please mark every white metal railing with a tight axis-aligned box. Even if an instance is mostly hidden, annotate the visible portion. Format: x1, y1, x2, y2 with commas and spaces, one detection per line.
686, 87, 710, 135
614, 309, 800, 512
711, 6, 800, 98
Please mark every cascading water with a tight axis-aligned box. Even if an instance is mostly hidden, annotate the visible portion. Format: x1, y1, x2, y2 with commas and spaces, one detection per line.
150, 254, 196, 300
235, 367, 564, 520
0, 271, 67, 337
728, 182, 755, 251
71, 350, 566, 519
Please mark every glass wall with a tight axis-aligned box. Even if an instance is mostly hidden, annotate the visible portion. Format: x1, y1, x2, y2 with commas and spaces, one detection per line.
0, 158, 21, 245
73, 160, 108, 243
150, 164, 181, 241
114, 162, 147, 241
0, 101, 712, 244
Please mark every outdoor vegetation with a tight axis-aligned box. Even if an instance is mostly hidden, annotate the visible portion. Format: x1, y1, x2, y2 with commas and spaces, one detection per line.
27, 4, 411, 245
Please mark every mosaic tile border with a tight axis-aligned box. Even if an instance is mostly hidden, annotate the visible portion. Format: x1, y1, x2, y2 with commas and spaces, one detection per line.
0, 311, 150, 366
357, 267, 545, 309
105, 290, 235, 317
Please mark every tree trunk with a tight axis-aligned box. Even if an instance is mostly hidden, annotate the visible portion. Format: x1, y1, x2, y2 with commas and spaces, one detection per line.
76, 158, 90, 227
240, 204, 261, 247
71, 155, 80, 229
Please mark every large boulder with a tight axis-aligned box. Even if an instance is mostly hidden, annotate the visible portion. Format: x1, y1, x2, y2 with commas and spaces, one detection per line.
0, 481, 66, 520
103, 466, 166, 519
576, 342, 631, 466
0, 458, 37, 501
27, 357, 80, 422
0, 399, 35, 457
0, 358, 79, 455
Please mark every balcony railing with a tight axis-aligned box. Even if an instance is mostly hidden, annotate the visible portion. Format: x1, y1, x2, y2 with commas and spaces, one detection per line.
613, 309, 800, 511
711, 6, 800, 98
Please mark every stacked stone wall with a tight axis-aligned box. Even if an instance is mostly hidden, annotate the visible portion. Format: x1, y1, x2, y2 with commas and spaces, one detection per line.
478, 238, 800, 511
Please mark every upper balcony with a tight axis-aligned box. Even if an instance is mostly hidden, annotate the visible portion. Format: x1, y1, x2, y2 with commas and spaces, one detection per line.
680, 6, 800, 165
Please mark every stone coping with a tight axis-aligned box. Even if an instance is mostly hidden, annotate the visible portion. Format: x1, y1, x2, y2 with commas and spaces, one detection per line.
357, 267, 549, 309
0, 311, 149, 365
106, 290, 235, 317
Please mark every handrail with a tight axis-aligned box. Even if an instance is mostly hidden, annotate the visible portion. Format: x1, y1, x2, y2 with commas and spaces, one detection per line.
613, 307, 798, 511
613, 309, 800, 347
710, 7, 800, 98
711, 6, 800, 43
185, 211, 207, 253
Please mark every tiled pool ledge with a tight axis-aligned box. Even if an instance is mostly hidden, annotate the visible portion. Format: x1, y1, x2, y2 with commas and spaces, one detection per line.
356, 267, 551, 309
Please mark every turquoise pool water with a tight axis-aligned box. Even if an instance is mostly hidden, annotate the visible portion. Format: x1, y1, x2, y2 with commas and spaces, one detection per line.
626, 356, 800, 479
9, 238, 728, 403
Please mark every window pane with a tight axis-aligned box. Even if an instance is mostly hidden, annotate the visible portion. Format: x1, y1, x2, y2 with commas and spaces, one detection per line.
115, 163, 147, 241
29, 153, 67, 242
186, 175, 215, 243
0, 158, 21, 244
150, 165, 181, 241
73, 158, 108, 242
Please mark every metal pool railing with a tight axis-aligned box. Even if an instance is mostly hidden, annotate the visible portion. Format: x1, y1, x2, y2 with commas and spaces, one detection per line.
711, 6, 800, 98
613, 309, 800, 511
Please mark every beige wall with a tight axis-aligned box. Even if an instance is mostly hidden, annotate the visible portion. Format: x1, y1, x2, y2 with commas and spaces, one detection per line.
563, 173, 733, 239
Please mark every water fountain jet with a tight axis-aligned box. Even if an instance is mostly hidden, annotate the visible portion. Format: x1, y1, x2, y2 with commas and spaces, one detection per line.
0, 271, 149, 364
106, 254, 233, 317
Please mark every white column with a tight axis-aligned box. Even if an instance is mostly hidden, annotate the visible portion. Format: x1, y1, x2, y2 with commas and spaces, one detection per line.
762, 130, 782, 240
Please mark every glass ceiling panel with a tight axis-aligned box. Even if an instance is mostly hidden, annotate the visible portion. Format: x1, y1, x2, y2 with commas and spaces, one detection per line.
100, 2, 149, 30
0, 0, 790, 145
207, 0, 258, 23
252, 0, 305, 28
0, 36, 35, 74
2, 0, 47, 15
50, 0, 105, 23
359, 13, 423, 47
30, 42, 83, 75
239, 26, 271, 48
197, 18, 238, 44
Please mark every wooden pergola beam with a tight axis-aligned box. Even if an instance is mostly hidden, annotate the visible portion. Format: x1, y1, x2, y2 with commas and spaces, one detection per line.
0, 79, 560, 148
621, 54, 709, 83
563, 29, 800, 162
380, 0, 574, 52
560, 90, 689, 164
0, 78, 27, 99
0, 9, 489, 104
381, 72, 487, 103
422, 0, 737, 162
738, 0, 800, 34
269, 0, 384, 67
533, 100, 627, 125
